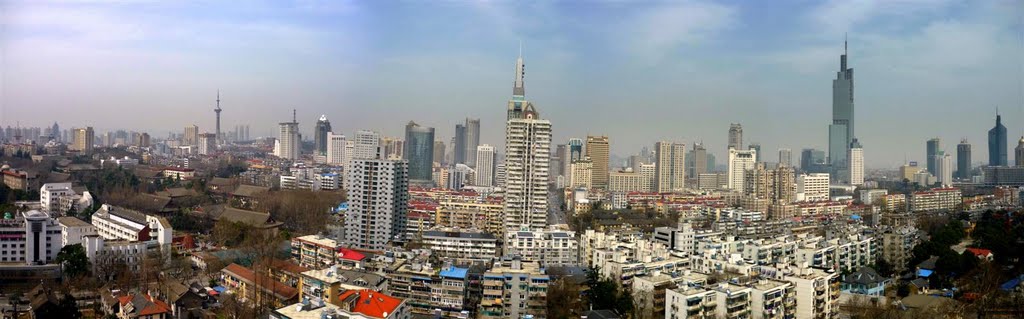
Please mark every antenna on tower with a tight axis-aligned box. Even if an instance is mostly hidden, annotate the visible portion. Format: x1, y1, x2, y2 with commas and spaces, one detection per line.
293, 109, 297, 123
844, 32, 848, 54
216, 89, 221, 109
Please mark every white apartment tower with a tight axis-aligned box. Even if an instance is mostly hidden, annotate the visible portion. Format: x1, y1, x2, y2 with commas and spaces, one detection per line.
937, 152, 953, 186
326, 132, 348, 165
655, 141, 686, 192
344, 159, 409, 251
475, 144, 496, 187
797, 173, 831, 201
848, 139, 864, 185
504, 50, 552, 230
277, 112, 300, 160
352, 130, 381, 160
728, 148, 757, 192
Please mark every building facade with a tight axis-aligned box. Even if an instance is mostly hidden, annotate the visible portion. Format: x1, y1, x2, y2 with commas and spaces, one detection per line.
656, 141, 686, 193
344, 159, 410, 251
586, 135, 610, 189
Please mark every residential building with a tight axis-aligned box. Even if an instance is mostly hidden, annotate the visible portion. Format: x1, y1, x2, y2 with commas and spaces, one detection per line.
221, 263, 299, 308
778, 148, 793, 167
344, 159, 410, 251
848, 139, 863, 186
57, 216, 96, 247
936, 152, 953, 186
479, 259, 549, 319
475, 144, 496, 187
655, 141, 686, 192
688, 143, 708, 178
183, 125, 199, 146
299, 266, 386, 306
909, 188, 962, 212
569, 159, 593, 189
39, 182, 74, 213
198, 133, 216, 155
784, 268, 840, 319
73, 127, 95, 153
352, 130, 382, 160
503, 226, 579, 267
421, 229, 499, 262
272, 289, 409, 319
504, 59, 552, 230
277, 118, 300, 160
587, 135, 610, 189
609, 171, 652, 193
290, 235, 342, 269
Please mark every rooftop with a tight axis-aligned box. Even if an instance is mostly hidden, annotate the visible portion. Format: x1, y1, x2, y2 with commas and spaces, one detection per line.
338, 289, 403, 319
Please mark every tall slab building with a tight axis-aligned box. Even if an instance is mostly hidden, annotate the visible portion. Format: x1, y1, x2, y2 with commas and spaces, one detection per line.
504, 50, 551, 230
655, 141, 686, 192
829, 40, 855, 176
586, 136, 610, 189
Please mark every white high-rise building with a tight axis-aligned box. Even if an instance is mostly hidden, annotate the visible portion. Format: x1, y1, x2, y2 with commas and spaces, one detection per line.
639, 163, 656, 191
40, 183, 74, 213
198, 133, 216, 155
277, 119, 300, 160
654, 141, 686, 192
352, 130, 381, 160
475, 144, 496, 187
504, 50, 551, 230
797, 173, 831, 202
343, 159, 409, 251
326, 132, 347, 165
779, 148, 793, 167
848, 139, 864, 185
569, 159, 593, 189
728, 148, 757, 192
937, 152, 953, 186
344, 140, 355, 164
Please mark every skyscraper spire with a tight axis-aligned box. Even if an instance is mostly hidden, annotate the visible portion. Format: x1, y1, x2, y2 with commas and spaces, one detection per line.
293, 109, 297, 123
214, 90, 223, 145
513, 43, 525, 97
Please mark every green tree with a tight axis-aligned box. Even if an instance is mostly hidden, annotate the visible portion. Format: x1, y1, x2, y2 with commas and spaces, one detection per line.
55, 244, 91, 278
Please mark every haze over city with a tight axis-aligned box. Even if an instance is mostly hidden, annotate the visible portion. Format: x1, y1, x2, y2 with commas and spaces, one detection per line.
2, 0, 1022, 168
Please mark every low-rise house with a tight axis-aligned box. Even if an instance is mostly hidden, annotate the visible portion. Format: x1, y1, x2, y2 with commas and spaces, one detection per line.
840, 267, 888, 296
221, 263, 299, 308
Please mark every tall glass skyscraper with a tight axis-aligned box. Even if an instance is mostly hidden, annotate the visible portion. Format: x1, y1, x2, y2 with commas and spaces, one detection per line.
957, 139, 971, 179
926, 138, 941, 175
829, 40, 855, 173
403, 121, 435, 183
988, 114, 1007, 166
314, 115, 332, 156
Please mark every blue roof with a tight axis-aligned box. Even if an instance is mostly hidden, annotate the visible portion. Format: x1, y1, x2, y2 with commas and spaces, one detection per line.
850, 215, 862, 220
440, 267, 468, 279
917, 269, 933, 278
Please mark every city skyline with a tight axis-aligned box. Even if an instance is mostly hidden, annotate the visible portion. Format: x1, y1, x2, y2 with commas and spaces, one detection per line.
2, 1, 1023, 168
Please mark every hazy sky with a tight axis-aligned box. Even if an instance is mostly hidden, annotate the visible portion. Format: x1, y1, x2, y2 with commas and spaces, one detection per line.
2, 0, 1022, 168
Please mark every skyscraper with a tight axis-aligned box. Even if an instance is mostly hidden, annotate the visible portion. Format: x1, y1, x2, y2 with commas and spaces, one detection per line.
936, 151, 953, 186
1016, 137, 1024, 167
352, 130, 381, 160
464, 118, 480, 167
689, 143, 708, 178
198, 133, 216, 155
926, 138, 941, 175
655, 141, 686, 192
504, 50, 551, 230
73, 127, 94, 153
403, 121, 435, 183
569, 158, 593, 189
568, 138, 584, 161
277, 111, 300, 160
454, 123, 466, 165
728, 148, 757, 192
989, 114, 1008, 166
344, 158, 409, 250
829, 39, 855, 175
957, 139, 971, 179
586, 136, 610, 189
778, 148, 793, 167
314, 115, 332, 156
433, 140, 446, 165
848, 139, 863, 186
800, 148, 827, 173
327, 132, 347, 165
475, 144, 496, 186
728, 124, 743, 150
214, 91, 222, 145
749, 143, 762, 162
184, 125, 199, 146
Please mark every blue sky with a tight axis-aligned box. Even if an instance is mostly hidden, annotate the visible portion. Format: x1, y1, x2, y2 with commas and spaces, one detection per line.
2, 0, 1022, 168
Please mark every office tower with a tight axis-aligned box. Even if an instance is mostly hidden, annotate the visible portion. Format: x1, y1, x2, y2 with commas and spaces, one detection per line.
433, 140, 446, 165
728, 124, 743, 150
848, 139, 864, 186
800, 149, 827, 173
728, 148, 757, 191
504, 50, 551, 230
344, 159, 409, 250
138, 133, 150, 148
691, 143, 708, 177
214, 91, 222, 144
797, 173, 830, 201
655, 141, 686, 192
476, 144, 496, 186
749, 143, 762, 162
586, 136, 610, 189
778, 148, 793, 167
73, 127, 94, 153
244, 125, 250, 141
454, 123, 466, 165
314, 115, 332, 156
936, 151, 953, 186
403, 121, 435, 183
447, 164, 473, 189
198, 133, 216, 155
829, 39, 856, 174
184, 125, 199, 146
989, 114, 1008, 166
327, 133, 347, 165
50, 122, 60, 142
957, 139, 971, 179
380, 137, 403, 160
568, 138, 584, 161
640, 163, 657, 190
569, 158, 593, 189
554, 144, 568, 179
706, 153, 716, 172
464, 118, 480, 167
926, 138, 941, 175
1016, 137, 1024, 167
277, 111, 300, 160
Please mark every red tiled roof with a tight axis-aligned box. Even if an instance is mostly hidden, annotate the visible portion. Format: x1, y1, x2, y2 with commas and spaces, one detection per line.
966, 248, 993, 257
339, 289, 402, 318
338, 248, 366, 261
